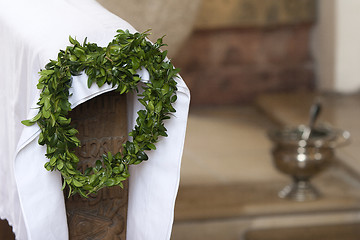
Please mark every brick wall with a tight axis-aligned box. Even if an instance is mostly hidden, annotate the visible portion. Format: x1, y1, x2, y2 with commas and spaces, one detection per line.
172, 0, 316, 106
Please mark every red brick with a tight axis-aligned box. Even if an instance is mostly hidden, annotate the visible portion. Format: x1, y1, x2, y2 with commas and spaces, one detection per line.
173, 24, 315, 106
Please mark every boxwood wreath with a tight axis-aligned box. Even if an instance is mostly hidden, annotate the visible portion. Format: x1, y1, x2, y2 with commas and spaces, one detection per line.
22, 30, 179, 198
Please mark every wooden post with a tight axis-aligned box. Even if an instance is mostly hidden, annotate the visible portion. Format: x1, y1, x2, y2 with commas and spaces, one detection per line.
0, 219, 15, 240
65, 91, 128, 239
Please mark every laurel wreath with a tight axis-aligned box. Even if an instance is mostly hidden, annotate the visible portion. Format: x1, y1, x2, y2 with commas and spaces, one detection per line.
22, 30, 178, 197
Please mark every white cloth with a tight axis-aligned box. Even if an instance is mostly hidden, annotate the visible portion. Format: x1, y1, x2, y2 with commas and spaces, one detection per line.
0, 0, 190, 239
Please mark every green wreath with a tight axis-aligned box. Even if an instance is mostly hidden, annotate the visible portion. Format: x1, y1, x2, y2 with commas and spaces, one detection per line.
22, 30, 179, 197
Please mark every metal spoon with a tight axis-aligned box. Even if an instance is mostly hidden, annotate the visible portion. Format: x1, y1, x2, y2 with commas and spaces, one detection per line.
302, 98, 322, 140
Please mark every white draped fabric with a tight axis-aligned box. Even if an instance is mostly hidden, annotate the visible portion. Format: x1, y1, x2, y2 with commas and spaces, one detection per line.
0, 0, 190, 239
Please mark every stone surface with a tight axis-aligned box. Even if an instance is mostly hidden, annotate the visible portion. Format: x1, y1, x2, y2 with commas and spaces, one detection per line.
245, 223, 360, 240
195, 0, 316, 29
172, 100, 360, 239
172, 214, 360, 240
179, 107, 281, 186
175, 163, 360, 222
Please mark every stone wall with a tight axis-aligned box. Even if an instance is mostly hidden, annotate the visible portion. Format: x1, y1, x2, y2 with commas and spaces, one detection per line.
96, 0, 201, 58
172, 0, 317, 106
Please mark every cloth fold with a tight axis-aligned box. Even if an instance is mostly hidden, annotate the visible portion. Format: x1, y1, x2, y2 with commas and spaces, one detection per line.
0, 0, 190, 239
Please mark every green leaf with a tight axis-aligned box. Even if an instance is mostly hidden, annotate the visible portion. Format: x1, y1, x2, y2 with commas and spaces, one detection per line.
87, 76, 94, 88
105, 178, 116, 186
147, 143, 156, 150
107, 152, 113, 162
39, 69, 54, 76
95, 160, 102, 170
89, 174, 97, 184
57, 160, 64, 170
38, 132, 45, 145
97, 76, 107, 87
113, 167, 121, 174
137, 151, 148, 161
119, 163, 125, 173
126, 141, 136, 154
59, 100, 71, 112
73, 179, 83, 187
155, 101, 162, 113
122, 171, 130, 178
32, 112, 42, 122
108, 44, 121, 56
69, 152, 79, 163
42, 108, 51, 119
161, 84, 170, 95
83, 184, 93, 191
69, 55, 77, 61
73, 47, 85, 57
133, 160, 142, 165
67, 168, 76, 175
115, 175, 126, 183
50, 114, 56, 127
148, 101, 154, 112
120, 84, 127, 94
62, 180, 66, 190
44, 95, 51, 110
50, 157, 57, 166
44, 162, 52, 171
21, 120, 35, 126
67, 128, 78, 136
135, 135, 145, 142
69, 35, 78, 45
170, 95, 177, 103
69, 136, 80, 145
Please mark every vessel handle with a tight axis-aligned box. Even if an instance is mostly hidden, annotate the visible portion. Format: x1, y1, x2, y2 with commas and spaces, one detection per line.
331, 130, 351, 148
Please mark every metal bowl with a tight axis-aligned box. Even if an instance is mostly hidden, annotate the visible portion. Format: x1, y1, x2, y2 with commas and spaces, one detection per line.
268, 124, 350, 201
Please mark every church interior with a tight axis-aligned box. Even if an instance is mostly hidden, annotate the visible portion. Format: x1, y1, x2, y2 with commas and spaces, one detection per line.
2, 0, 360, 239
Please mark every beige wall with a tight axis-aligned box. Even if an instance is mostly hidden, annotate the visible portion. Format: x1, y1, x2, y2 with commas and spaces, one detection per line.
96, 0, 201, 57
313, 0, 360, 93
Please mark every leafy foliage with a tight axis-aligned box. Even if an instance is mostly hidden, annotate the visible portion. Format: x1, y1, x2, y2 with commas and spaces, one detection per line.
22, 30, 179, 197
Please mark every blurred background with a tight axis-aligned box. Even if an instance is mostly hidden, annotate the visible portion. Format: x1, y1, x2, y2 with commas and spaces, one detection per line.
3, 0, 360, 239
98, 0, 360, 106
98, 0, 360, 239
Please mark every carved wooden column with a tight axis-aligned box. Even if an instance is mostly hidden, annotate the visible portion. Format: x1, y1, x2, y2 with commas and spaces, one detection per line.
65, 91, 128, 240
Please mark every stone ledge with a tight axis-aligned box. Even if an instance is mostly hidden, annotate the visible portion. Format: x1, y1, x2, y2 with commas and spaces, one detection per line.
195, 0, 316, 29
172, 213, 360, 240
175, 163, 360, 222
245, 222, 360, 240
